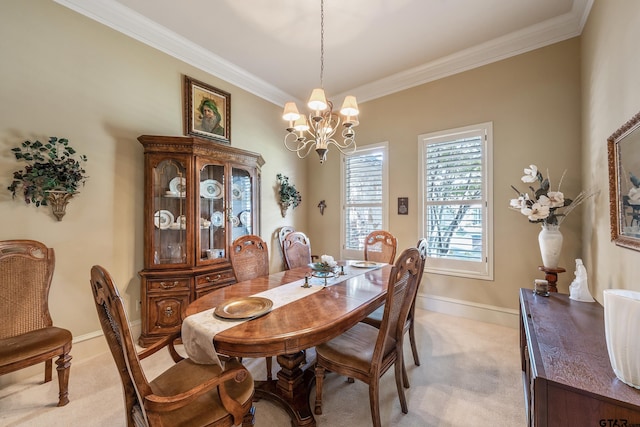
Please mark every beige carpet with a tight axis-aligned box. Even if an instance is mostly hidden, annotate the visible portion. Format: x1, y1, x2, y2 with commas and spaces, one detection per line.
0, 310, 526, 426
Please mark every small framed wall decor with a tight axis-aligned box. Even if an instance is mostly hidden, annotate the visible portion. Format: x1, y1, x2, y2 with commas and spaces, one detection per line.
398, 197, 408, 215
183, 75, 231, 144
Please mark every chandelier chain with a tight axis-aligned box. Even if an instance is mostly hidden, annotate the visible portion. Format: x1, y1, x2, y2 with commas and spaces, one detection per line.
320, 0, 324, 89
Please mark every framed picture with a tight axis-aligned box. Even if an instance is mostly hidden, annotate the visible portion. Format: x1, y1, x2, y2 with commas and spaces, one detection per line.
398, 197, 408, 215
183, 75, 231, 144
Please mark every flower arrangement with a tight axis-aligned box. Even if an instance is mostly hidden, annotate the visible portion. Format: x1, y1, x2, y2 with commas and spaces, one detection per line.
276, 173, 301, 217
311, 254, 338, 272
8, 137, 88, 207
509, 164, 595, 226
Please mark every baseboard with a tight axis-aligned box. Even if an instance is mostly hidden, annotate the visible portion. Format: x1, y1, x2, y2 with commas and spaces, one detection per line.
0, 320, 141, 388
416, 293, 519, 329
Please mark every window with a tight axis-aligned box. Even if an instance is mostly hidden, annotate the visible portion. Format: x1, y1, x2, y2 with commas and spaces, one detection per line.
341, 143, 388, 260
418, 123, 493, 280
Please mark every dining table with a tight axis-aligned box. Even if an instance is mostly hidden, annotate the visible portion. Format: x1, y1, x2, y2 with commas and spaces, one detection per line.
183, 261, 392, 427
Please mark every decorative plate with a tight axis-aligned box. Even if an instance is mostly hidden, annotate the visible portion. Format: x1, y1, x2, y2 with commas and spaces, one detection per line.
232, 184, 243, 200
200, 179, 223, 199
176, 215, 186, 229
239, 210, 251, 226
153, 210, 174, 229
169, 177, 186, 194
231, 215, 240, 227
211, 211, 224, 227
352, 261, 380, 268
214, 297, 273, 320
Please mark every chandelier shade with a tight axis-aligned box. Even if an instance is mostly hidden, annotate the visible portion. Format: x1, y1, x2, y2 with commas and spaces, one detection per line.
282, 0, 359, 164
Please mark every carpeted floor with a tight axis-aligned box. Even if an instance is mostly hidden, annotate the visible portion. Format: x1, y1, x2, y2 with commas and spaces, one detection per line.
0, 309, 526, 426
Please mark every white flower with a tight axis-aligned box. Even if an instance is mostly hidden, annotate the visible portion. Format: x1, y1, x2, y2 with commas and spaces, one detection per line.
320, 254, 337, 267
521, 201, 550, 221
546, 191, 565, 208
509, 196, 527, 210
521, 165, 538, 183
630, 187, 640, 202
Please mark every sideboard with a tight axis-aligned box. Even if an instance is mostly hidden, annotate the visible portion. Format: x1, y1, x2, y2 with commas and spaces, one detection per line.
519, 288, 640, 426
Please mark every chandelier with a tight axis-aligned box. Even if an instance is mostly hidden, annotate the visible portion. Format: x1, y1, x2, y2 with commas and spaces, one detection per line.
282, 0, 359, 164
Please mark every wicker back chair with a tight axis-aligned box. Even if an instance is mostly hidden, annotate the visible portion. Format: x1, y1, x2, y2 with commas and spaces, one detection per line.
229, 235, 269, 283
314, 247, 423, 427
364, 230, 397, 264
0, 239, 72, 406
282, 231, 313, 270
89, 265, 255, 427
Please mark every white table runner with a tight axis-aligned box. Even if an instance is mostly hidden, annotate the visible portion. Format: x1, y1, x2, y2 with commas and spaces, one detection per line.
182, 265, 381, 365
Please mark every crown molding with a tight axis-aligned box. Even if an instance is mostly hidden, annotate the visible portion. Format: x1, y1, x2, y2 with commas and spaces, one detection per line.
54, 0, 592, 107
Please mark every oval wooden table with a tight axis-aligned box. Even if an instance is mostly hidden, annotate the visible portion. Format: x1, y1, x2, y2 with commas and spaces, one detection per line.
185, 264, 391, 427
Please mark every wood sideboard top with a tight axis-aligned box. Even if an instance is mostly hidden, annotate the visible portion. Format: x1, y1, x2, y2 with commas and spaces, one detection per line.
520, 288, 640, 407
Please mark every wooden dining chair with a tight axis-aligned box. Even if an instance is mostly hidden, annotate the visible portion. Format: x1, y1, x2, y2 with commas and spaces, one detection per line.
89, 265, 255, 427
361, 238, 428, 387
0, 239, 72, 407
364, 230, 397, 264
229, 235, 269, 283
314, 247, 423, 427
282, 231, 313, 270
229, 235, 274, 381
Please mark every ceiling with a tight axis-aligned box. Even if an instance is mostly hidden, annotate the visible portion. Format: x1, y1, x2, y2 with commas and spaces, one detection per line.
54, 0, 592, 107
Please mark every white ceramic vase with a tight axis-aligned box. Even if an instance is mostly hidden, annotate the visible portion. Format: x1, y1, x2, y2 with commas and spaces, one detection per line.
603, 289, 640, 389
538, 223, 563, 269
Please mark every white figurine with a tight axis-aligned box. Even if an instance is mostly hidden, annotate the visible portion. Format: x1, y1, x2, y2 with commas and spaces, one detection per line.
569, 259, 595, 302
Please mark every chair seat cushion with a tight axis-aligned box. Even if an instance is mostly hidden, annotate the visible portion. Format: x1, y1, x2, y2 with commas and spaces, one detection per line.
150, 358, 253, 425
316, 323, 396, 375
0, 327, 72, 367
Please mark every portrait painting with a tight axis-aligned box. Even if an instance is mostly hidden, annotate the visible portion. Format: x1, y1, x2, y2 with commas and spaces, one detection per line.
183, 75, 231, 144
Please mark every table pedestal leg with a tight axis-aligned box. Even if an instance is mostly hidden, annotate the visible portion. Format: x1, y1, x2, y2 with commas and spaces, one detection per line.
254, 350, 316, 427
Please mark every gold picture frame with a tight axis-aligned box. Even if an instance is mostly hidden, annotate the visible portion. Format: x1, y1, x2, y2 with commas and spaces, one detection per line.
608, 110, 640, 250
183, 75, 231, 144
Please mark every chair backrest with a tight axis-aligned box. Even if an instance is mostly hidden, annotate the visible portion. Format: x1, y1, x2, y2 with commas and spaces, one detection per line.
89, 265, 151, 426
372, 247, 422, 366
364, 230, 397, 264
416, 238, 428, 282
230, 235, 269, 282
282, 231, 312, 270
277, 226, 295, 248
0, 240, 54, 339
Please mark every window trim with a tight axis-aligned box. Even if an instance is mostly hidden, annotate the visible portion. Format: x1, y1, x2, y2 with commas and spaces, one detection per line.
418, 122, 494, 280
340, 142, 389, 260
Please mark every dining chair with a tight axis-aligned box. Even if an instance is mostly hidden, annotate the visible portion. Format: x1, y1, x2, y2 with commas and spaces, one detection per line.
362, 238, 428, 388
229, 235, 269, 283
0, 239, 72, 407
314, 247, 423, 427
277, 226, 296, 268
229, 234, 274, 380
282, 231, 313, 269
89, 265, 255, 427
364, 230, 397, 264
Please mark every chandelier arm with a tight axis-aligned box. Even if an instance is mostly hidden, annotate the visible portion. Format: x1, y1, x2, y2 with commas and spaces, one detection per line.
326, 136, 357, 155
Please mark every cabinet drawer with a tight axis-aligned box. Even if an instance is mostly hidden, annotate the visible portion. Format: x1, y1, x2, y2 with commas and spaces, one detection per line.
195, 270, 235, 289
147, 277, 190, 292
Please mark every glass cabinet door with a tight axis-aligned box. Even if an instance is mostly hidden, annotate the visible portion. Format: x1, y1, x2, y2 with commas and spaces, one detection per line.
198, 163, 226, 263
230, 166, 254, 242
151, 159, 187, 266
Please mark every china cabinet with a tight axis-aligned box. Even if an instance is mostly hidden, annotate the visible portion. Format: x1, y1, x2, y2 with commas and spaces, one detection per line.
138, 135, 264, 346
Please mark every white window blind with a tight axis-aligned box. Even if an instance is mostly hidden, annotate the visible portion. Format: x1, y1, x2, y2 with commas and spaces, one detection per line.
419, 123, 493, 280
341, 143, 388, 259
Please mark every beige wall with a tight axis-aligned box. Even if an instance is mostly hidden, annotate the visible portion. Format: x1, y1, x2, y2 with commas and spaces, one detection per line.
306, 38, 583, 311
2, 0, 637, 380
0, 0, 308, 347
582, 0, 640, 299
